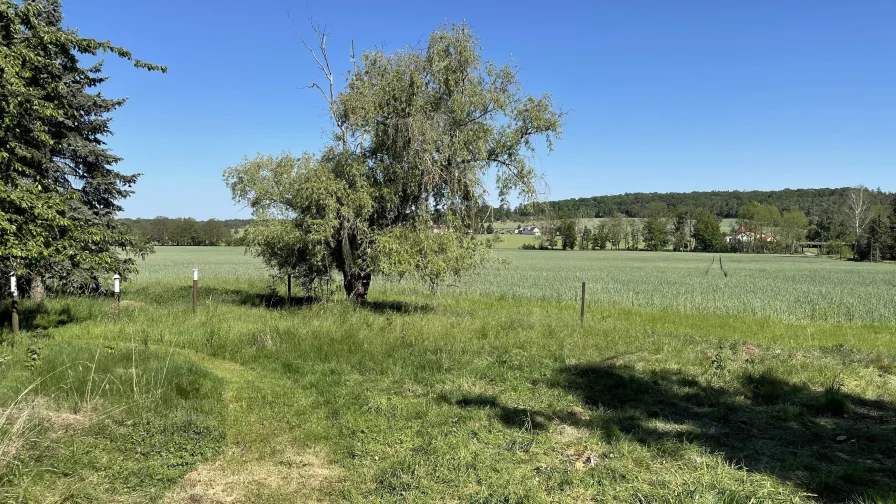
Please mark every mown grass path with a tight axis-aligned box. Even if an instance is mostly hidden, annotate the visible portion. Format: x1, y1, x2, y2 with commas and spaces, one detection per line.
163, 351, 336, 503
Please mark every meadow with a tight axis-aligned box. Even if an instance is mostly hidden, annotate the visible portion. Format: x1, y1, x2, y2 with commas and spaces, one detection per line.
134, 246, 895, 324
1, 247, 895, 503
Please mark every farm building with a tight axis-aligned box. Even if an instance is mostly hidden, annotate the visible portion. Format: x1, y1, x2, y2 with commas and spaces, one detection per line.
518, 225, 541, 236
726, 225, 775, 244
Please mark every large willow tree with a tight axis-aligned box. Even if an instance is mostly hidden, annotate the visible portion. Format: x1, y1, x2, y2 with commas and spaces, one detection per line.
225, 23, 562, 300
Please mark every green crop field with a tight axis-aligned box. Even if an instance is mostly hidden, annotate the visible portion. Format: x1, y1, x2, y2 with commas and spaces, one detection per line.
135, 247, 896, 324
2, 247, 895, 503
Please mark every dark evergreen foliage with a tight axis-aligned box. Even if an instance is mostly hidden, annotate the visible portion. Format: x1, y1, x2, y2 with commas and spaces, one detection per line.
1, 0, 164, 295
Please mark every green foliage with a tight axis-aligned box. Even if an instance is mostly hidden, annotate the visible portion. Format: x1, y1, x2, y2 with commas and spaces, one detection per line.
225, 24, 562, 299
557, 219, 577, 250
628, 219, 642, 250
606, 213, 626, 250
643, 216, 669, 251
373, 225, 494, 292
590, 223, 609, 250
542, 225, 559, 249
886, 198, 896, 260
0, 0, 164, 295
734, 202, 781, 253
23, 343, 41, 370
692, 210, 724, 252
579, 225, 592, 250
122, 217, 251, 247
778, 209, 809, 254
671, 209, 692, 252
514, 187, 892, 223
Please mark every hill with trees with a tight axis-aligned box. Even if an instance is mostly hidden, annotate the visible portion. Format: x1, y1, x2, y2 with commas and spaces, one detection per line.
509, 187, 892, 220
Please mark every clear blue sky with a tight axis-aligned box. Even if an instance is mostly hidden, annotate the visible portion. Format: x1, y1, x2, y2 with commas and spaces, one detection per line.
64, 0, 896, 219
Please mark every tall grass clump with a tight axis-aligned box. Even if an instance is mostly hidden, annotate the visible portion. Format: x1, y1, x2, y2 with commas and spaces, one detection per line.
0, 339, 226, 502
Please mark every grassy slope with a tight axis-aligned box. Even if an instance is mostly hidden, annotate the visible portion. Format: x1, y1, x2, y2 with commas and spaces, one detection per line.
1, 248, 894, 502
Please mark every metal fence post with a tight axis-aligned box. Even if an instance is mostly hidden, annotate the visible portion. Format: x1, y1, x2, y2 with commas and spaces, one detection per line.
113, 274, 121, 321
192, 268, 198, 314
10, 272, 18, 333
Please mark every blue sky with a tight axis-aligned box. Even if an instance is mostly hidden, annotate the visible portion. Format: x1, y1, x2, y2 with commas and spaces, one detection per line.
63, 1, 896, 219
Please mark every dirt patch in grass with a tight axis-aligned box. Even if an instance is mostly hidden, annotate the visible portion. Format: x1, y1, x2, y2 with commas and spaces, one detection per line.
555, 424, 588, 444
163, 449, 337, 504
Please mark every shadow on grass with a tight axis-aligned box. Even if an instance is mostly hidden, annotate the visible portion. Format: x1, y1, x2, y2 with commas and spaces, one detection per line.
453, 363, 896, 502
563, 364, 895, 501
359, 300, 432, 315
0, 300, 79, 333
193, 286, 431, 314
454, 394, 552, 431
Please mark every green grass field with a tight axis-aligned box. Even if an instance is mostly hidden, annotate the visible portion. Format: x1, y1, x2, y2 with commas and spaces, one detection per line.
2, 247, 895, 502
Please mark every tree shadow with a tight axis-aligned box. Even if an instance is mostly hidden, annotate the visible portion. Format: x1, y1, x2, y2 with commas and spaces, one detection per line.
447, 363, 895, 500
186, 286, 316, 309
358, 300, 431, 315
548, 362, 896, 502
0, 301, 79, 333
452, 394, 553, 431
195, 287, 431, 314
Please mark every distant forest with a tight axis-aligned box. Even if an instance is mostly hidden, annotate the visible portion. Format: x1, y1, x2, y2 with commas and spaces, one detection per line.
506, 187, 893, 220
122, 187, 895, 246
119, 217, 252, 246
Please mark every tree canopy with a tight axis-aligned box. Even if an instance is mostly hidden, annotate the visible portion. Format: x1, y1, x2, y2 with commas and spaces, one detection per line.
225, 22, 562, 299
0, 0, 163, 295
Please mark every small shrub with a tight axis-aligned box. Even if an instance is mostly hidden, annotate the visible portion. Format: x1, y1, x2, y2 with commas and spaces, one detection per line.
819, 374, 848, 417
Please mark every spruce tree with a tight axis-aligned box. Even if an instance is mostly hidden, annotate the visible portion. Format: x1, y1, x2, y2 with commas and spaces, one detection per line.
0, 0, 163, 296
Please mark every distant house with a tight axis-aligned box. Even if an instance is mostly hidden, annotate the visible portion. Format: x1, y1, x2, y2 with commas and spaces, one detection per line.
518, 225, 541, 236
727, 225, 774, 244
432, 224, 448, 234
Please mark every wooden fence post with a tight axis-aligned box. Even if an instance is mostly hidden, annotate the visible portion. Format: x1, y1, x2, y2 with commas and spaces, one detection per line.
287, 274, 292, 306
580, 281, 586, 326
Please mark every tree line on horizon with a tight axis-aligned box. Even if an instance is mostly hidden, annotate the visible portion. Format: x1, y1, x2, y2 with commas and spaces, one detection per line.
523, 186, 896, 261
120, 186, 896, 259
505, 187, 892, 221
119, 217, 251, 247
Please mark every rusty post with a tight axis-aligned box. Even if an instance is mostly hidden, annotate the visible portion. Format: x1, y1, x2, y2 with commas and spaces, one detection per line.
10, 272, 18, 334
192, 268, 198, 314
580, 281, 586, 326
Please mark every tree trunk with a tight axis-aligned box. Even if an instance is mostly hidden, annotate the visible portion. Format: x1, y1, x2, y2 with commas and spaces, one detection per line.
343, 271, 371, 301
30, 274, 46, 301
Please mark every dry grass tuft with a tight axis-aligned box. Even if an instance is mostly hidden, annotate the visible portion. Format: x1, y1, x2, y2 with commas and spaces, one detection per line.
0, 402, 38, 468
251, 332, 274, 349
163, 449, 337, 504
555, 424, 588, 444
741, 344, 760, 358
